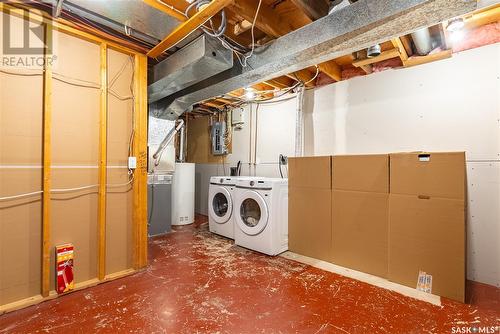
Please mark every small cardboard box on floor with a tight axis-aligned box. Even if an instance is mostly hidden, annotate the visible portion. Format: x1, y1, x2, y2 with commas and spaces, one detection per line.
331, 154, 389, 278
389, 152, 466, 302
288, 156, 332, 262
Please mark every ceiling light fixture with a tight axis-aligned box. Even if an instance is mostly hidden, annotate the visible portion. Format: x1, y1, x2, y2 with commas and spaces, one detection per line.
244, 87, 255, 100
449, 29, 465, 43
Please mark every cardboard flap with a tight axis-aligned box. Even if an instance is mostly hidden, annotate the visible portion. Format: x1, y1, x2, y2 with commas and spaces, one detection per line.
288, 156, 331, 189
390, 152, 466, 199
332, 154, 389, 193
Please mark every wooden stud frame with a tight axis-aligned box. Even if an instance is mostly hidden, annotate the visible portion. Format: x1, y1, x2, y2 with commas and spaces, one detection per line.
98, 43, 108, 280
133, 54, 149, 269
0, 3, 148, 306
42, 21, 53, 298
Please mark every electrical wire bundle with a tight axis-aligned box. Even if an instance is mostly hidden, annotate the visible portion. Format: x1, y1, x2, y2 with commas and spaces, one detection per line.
0, 54, 136, 201
182, 0, 263, 67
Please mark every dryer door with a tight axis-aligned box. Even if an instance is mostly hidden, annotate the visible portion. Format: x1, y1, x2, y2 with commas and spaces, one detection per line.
236, 190, 269, 236
209, 186, 233, 224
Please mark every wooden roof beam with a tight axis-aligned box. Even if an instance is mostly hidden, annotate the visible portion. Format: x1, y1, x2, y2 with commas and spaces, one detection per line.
290, 0, 329, 21
146, 0, 234, 58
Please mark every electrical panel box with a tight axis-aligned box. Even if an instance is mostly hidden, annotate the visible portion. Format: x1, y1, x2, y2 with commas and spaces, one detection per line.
211, 121, 228, 156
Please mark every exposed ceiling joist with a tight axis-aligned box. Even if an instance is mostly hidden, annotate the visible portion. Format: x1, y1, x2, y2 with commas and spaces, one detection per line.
290, 0, 330, 20
391, 38, 409, 65
405, 49, 453, 67
151, 0, 476, 119
287, 68, 317, 87
353, 48, 401, 67
264, 76, 295, 89
146, 0, 234, 58
318, 60, 342, 81
231, 0, 293, 37
142, 0, 187, 22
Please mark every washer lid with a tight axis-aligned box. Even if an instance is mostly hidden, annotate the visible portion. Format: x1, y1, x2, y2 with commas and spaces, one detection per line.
209, 186, 233, 224
235, 190, 269, 236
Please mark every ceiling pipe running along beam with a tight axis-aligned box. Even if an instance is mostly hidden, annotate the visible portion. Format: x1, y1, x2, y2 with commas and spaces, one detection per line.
150, 0, 476, 120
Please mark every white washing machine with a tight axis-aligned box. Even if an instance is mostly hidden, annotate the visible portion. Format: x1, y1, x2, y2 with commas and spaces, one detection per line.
208, 176, 238, 239
233, 177, 288, 256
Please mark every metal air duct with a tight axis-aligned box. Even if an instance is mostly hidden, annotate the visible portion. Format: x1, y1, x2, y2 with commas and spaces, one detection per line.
148, 34, 234, 111
411, 27, 433, 55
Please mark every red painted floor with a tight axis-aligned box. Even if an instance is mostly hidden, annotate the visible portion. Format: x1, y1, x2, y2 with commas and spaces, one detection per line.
1, 215, 499, 333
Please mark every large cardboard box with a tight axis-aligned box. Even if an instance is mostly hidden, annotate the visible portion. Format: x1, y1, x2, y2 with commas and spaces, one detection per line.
390, 152, 465, 199
289, 156, 332, 189
331, 154, 389, 276
289, 188, 332, 261
388, 194, 466, 302
389, 152, 466, 302
332, 154, 389, 193
288, 157, 332, 261
331, 190, 388, 277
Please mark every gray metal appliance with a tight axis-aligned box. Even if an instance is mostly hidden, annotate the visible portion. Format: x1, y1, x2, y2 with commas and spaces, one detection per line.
148, 173, 172, 237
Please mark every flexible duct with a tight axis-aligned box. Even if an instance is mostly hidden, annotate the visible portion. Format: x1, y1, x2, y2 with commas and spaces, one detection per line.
153, 119, 185, 163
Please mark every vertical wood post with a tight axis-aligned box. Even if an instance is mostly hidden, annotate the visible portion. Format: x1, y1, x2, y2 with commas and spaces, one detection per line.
41, 23, 53, 298
133, 54, 148, 269
98, 43, 108, 280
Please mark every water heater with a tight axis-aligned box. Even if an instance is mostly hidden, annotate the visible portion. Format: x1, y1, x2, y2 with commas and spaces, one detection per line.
171, 163, 195, 225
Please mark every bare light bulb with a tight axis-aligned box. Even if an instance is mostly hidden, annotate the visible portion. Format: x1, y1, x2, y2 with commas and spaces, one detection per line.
244, 87, 255, 100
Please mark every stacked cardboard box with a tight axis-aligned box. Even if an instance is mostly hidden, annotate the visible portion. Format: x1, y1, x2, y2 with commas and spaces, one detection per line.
288, 152, 465, 302
288, 156, 332, 261
389, 152, 466, 302
331, 155, 389, 278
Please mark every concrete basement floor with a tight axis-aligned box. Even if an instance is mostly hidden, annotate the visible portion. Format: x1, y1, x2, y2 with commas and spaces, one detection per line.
1, 215, 499, 333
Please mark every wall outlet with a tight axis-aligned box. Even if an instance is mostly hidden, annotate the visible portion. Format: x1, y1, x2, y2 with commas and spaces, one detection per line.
128, 156, 137, 169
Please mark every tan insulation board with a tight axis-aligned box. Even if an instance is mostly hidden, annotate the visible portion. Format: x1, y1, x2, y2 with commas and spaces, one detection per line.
0, 48, 43, 305
187, 117, 227, 164
51, 31, 100, 166
49, 31, 100, 290
106, 169, 133, 274
50, 169, 99, 290
106, 49, 134, 274
0, 171, 42, 305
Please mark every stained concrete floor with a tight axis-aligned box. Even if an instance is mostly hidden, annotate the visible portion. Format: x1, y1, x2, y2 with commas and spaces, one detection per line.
1, 215, 499, 333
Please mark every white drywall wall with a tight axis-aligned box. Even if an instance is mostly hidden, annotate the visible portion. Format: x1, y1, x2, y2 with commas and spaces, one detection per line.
195, 43, 500, 287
